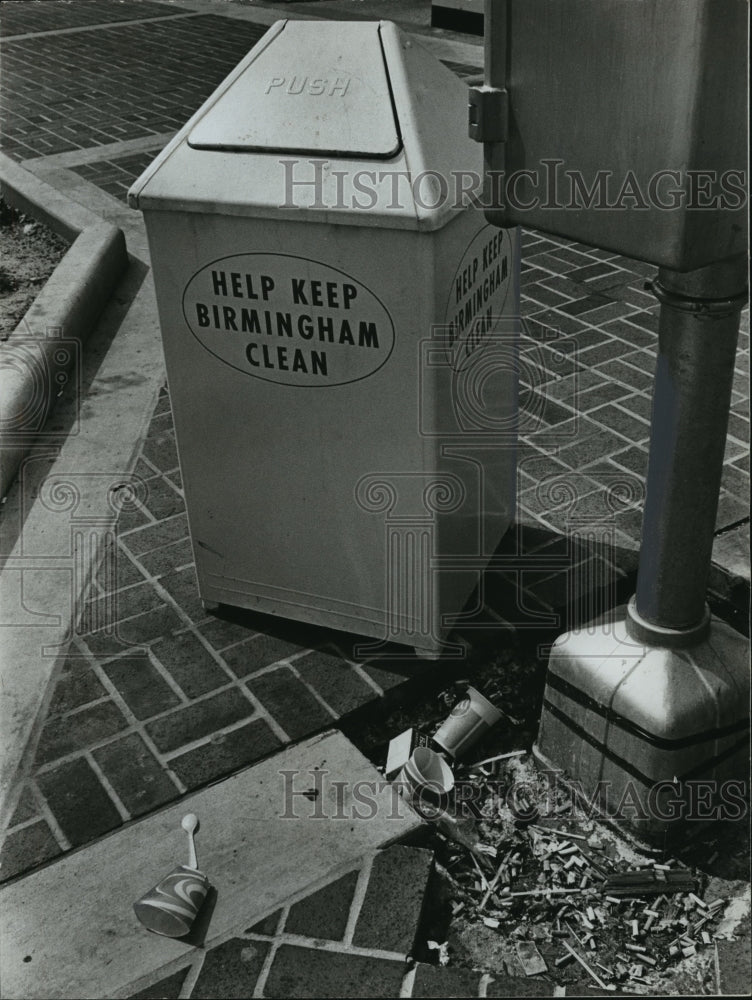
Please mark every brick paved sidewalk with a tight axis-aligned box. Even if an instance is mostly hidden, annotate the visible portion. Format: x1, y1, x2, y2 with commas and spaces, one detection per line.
132, 844, 434, 999
127, 837, 732, 999
126, 841, 597, 999
0, 0, 748, 892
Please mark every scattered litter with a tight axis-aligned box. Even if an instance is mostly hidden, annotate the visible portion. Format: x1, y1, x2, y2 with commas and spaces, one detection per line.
531, 825, 588, 841
508, 887, 588, 898
603, 869, 697, 896
471, 750, 527, 768
398, 745, 454, 798
561, 942, 615, 991
470, 853, 489, 891
426, 940, 450, 967
476, 843, 498, 857
433, 686, 503, 759
516, 940, 547, 976
382, 692, 735, 994
134, 813, 208, 938
385, 728, 437, 780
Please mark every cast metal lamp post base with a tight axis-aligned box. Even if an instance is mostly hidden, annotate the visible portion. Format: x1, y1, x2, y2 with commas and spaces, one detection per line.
534, 257, 750, 844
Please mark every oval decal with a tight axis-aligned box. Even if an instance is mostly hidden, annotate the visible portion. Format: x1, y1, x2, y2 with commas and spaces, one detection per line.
444, 225, 513, 372
182, 253, 395, 387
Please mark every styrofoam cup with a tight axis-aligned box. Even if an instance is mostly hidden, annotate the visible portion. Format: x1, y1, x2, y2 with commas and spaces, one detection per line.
432, 686, 502, 759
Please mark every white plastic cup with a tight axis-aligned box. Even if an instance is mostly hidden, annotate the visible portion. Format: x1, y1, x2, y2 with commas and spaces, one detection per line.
397, 746, 455, 800
432, 686, 502, 759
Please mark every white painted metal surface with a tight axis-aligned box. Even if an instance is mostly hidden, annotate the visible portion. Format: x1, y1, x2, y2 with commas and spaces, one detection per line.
130, 20, 519, 656
188, 20, 400, 157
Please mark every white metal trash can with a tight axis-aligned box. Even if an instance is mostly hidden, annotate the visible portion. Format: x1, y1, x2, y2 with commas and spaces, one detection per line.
128, 19, 520, 657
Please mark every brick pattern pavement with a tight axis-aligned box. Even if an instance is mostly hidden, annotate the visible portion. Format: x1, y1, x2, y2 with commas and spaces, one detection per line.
517, 247, 749, 566
71, 150, 159, 201
0, 0, 175, 36
0, 1, 748, 886
126, 844, 433, 999
123, 842, 564, 999
0, 385, 430, 880
2, 176, 749, 888
0, 13, 267, 160
122, 841, 611, 998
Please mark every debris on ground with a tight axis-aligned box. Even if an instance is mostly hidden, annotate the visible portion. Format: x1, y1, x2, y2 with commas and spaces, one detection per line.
379, 677, 749, 996
0, 199, 69, 339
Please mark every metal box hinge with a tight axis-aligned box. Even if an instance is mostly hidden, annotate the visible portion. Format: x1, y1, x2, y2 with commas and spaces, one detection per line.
468, 85, 508, 143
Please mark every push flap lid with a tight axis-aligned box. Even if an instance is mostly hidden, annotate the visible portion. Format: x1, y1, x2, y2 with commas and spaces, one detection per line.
187, 20, 401, 158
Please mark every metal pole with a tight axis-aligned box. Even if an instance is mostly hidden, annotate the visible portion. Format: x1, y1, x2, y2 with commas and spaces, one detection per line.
484, 0, 506, 91
477, 0, 507, 217
627, 254, 748, 646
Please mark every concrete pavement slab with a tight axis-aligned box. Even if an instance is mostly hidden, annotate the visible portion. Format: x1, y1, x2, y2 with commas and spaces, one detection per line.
0, 729, 422, 999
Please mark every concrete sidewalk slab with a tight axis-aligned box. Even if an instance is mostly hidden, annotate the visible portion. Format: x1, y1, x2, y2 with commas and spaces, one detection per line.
0, 730, 422, 999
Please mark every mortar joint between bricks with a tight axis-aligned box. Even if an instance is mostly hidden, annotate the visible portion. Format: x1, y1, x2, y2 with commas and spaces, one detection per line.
399, 964, 417, 998
251, 934, 283, 1000
342, 854, 377, 947
177, 949, 205, 1000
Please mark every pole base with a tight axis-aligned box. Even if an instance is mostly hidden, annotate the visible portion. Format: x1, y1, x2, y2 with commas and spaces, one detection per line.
533, 608, 750, 844
626, 596, 711, 648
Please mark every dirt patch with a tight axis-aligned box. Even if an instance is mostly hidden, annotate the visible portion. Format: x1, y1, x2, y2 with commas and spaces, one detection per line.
0, 200, 69, 339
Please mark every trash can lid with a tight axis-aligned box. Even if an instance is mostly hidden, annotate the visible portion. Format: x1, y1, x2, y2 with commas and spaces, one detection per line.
187, 20, 401, 158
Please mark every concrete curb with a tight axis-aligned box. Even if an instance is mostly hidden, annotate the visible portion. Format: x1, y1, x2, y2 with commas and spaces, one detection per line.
0, 153, 128, 498
0, 151, 105, 240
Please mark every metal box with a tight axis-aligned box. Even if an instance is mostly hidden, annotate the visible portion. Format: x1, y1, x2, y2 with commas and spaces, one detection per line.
485, 0, 748, 269
129, 20, 520, 657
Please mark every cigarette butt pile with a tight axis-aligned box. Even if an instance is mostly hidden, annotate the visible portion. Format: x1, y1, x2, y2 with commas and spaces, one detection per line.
427, 755, 729, 991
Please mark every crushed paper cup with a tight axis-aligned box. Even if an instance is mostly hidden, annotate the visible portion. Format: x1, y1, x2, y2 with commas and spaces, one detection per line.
134, 864, 209, 937
432, 686, 502, 759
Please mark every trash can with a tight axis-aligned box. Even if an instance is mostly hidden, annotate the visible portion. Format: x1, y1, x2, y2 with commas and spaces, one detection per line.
129, 19, 520, 657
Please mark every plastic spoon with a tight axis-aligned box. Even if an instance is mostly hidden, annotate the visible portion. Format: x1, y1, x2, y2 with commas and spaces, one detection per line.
181, 813, 199, 870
